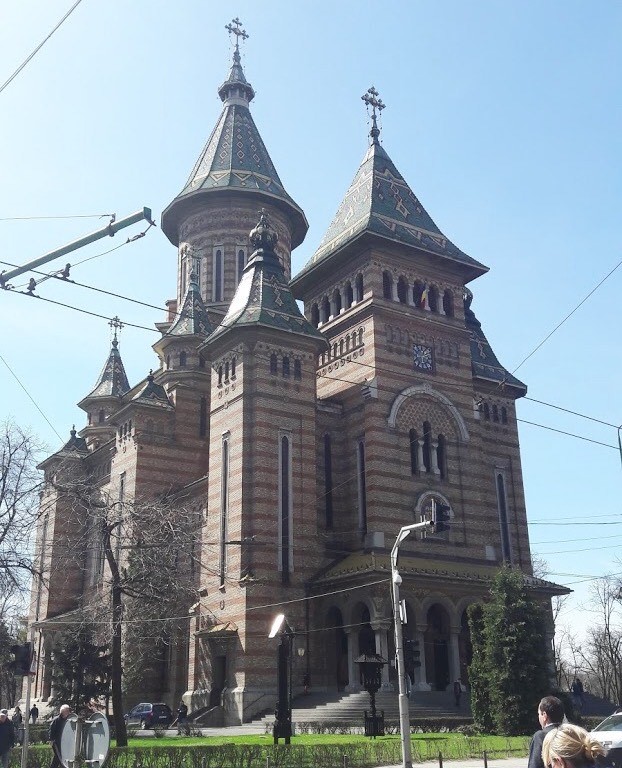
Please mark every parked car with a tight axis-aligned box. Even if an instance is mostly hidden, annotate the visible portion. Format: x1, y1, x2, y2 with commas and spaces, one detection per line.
591, 712, 622, 768
124, 702, 173, 729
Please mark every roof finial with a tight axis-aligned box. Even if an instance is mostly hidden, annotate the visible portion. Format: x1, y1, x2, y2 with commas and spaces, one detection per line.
225, 17, 249, 58
109, 315, 123, 348
362, 86, 385, 146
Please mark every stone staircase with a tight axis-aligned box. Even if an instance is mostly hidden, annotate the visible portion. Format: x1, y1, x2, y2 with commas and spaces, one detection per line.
255, 689, 471, 728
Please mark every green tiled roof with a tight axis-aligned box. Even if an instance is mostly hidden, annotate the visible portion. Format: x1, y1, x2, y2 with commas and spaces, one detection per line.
161, 48, 307, 248
294, 141, 488, 287
83, 340, 130, 400
167, 272, 213, 338
207, 214, 325, 345
465, 293, 527, 394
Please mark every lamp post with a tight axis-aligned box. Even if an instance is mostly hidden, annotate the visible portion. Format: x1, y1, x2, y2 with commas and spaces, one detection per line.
269, 614, 293, 744
355, 652, 387, 738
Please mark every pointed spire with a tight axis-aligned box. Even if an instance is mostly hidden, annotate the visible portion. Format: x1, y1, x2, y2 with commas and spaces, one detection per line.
291, 90, 488, 293
161, 21, 307, 249
83, 333, 130, 400
362, 87, 385, 146
206, 212, 324, 344
219, 17, 254, 106
166, 262, 213, 338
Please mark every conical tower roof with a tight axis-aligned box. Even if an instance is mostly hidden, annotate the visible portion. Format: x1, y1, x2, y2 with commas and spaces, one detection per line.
167, 271, 213, 338
206, 213, 325, 345
161, 30, 307, 248
292, 93, 488, 292
82, 338, 130, 401
464, 290, 526, 395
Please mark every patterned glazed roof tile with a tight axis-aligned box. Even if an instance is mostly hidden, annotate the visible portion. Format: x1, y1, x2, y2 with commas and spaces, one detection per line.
84, 340, 130, 400
465, 298, 527, 394
161, 48, 307, 248
207, 214, 325, 344
167, 272, 213, 337
132, 374, 173, 408
295, 142, 488, 283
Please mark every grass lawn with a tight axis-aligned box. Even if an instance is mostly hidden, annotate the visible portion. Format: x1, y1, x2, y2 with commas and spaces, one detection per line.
118, 732, 530, 758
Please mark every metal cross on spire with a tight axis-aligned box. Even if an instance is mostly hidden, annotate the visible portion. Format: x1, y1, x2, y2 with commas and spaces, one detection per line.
362, 86, 386, 145
109, 315, 123, 346
225, 17, 249, 52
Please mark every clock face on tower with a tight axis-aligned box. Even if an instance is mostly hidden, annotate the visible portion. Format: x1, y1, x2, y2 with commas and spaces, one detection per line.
413, 343, 434, 372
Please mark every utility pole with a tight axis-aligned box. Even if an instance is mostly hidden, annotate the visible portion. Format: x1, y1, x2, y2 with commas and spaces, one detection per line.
390, 520, 432, 768
0, 208, 152, 288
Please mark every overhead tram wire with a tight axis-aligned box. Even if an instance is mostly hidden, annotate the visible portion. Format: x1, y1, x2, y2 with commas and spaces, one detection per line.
0, 0, 85, 96
0, 213, 112, 221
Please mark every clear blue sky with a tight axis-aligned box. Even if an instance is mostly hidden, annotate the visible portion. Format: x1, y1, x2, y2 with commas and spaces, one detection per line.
1, 1, 621, 641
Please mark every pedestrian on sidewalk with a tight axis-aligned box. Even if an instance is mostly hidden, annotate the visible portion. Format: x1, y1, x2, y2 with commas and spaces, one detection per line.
528, 696, 565, 768
453, 678, 462, 707
542, 723, 604, 768
0, 710, 15, 768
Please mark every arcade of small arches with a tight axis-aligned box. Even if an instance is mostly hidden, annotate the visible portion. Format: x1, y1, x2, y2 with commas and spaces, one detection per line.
318, 596, 475, 694
310, 273, 365, 327
382, 271, 455, 317
318, 327, 365, 366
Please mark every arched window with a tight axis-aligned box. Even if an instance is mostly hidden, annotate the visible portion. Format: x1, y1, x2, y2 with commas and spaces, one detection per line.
218, 365, 223, 386
483, 402, 490, 420
333, 289, 342, 316
213, 248, 223, 302
413, 281, 424, 308
355, 273, 364, 302
166, 355, 170, 370
98, 409, 105, 424
294, 359, 301, 380
492, 404, 499, 423
324, 434, 333, 529
179, 351, 187, 368
345, 335, 350, 352
199, 354, 206, 369
231, 357, 236, 378
311, 303, 320, 327
351, 331, 357, 349
225, 361, 230, 381
409, 429, 418, 474
443, 289, 454, 317
339, 339, 344, 356
279, 435, 292, 583
128, 420, 132, 435
358, 328, 364, 346
501, 406, 508, 424
382, 271, 392, 300
219, 434, 229, 585
429, 285, 439, 313
357, 439, 367, 535
237, 248, 246, 284
496, 473, 512, 563
282, 356, 290, 378
397, 276, 408, 304
437, 434, 447, 479
321, 297, 330, 324
423, 421, 432, 472
270, 353, 278, 375
199, 397, 207, 437
345, 282, 354, 309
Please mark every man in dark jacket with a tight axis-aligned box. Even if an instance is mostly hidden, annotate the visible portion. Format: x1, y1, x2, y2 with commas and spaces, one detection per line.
527, 696, 564, 768
49, 704, 71, 768
0, 709, 15, 768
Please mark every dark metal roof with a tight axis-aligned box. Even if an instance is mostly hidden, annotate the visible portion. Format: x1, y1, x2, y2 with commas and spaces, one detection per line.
206, 213, 325, 345
294, 141, 488, 286
83, 339, 130, 400
161, 49, 307, 248
167, 272, 213, 338
465, 292, 527, 395
131, 373, 173, 409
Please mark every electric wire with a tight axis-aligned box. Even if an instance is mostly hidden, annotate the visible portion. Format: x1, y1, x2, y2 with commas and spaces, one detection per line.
0, 214, 112, 221
0, 0, 85, 96
0, 354, 62, 441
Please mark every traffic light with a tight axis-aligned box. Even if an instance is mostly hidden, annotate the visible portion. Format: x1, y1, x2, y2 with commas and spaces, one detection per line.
9, 642, 32, 676
432, 501, 451, 533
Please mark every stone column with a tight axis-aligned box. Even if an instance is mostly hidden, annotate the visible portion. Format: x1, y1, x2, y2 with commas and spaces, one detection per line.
431, 442, 441, 475
374, 624, 392, 690
413, 626, 431, 691
391, 281, 398, 302
417, 440, 425, 474
345, 629, 359, 692
447, 627, 462, 688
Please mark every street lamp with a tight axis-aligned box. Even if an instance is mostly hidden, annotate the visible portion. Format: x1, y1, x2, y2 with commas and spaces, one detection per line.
269, 614, 293, 744
355, 652, 387, 738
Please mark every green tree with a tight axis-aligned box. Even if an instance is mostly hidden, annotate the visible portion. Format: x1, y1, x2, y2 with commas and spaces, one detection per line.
467, 603, 494, 733
468, 567, 551, 735
49, 629, 111, 713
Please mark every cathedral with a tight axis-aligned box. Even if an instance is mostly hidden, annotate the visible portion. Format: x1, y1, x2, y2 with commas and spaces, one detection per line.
28, 21, 565, 724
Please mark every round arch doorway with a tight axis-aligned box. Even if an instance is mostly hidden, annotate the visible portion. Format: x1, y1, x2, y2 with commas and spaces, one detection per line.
326, 606, 348, 691
424, 604, 451, 691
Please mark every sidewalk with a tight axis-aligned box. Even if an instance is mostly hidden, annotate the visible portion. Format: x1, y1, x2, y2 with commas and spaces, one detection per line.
380, 760, 525, 768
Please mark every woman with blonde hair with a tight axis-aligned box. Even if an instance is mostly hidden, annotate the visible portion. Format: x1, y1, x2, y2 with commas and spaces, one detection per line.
542, 723, 606, 768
